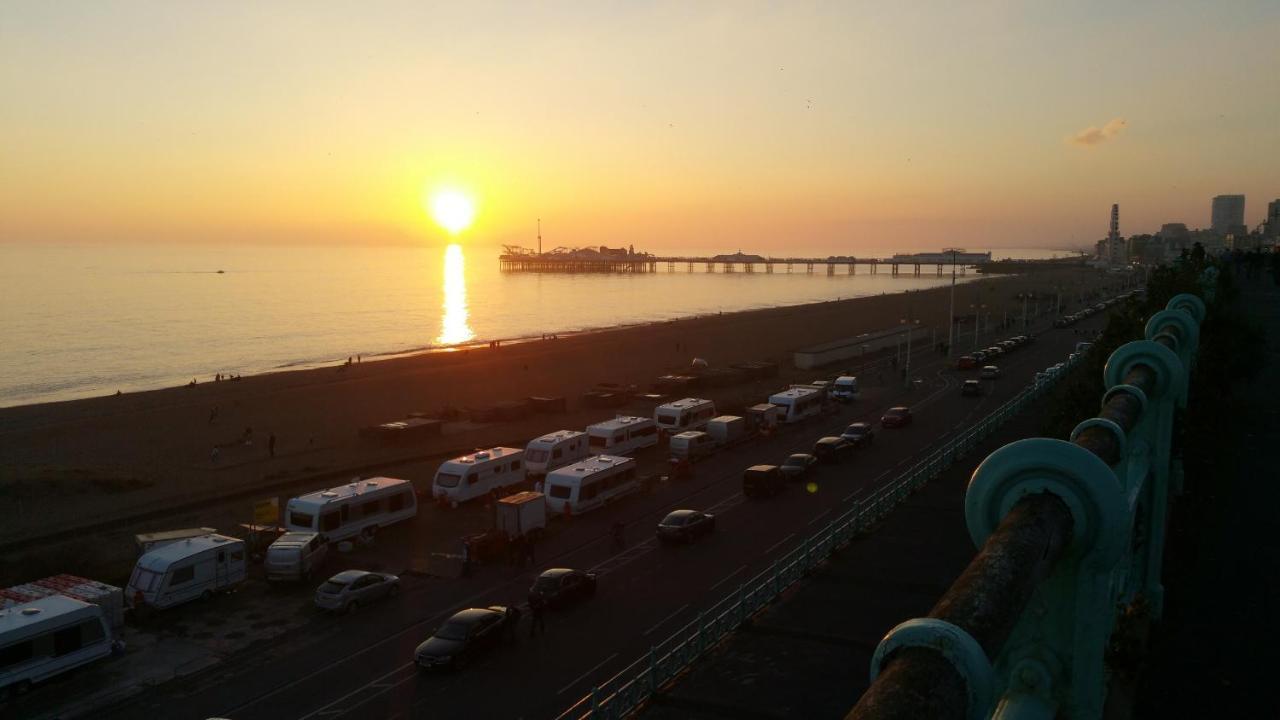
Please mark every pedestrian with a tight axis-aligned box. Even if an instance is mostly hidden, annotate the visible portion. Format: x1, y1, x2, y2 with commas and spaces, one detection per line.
268, 432, 276, 458
208, 407, 218, 425
357, 354, 361, 363
210, 446, 220, 463
611, 521, 626, 553
461, 539, 472, 578
534, 479, 544, 495
529, 594, 547, 637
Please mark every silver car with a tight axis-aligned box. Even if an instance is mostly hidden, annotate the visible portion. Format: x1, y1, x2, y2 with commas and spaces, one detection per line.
314, 570, 400, 613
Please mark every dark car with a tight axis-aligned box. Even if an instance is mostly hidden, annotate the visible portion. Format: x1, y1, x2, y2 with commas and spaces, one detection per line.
778, 453, 818, 480
657, 509, 716, 544
881, 406, 913, 428
971, 350, 988, 363
957, 355, 978, 370
812, 436, 855, 463
961, 379, 983, 396
743, 464, 785, 498
415, 606, 514, 671
840, 422, 875, 447
528, 568, 597, 609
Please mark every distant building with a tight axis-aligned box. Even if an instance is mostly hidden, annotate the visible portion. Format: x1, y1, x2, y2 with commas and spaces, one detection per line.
1211, 195, 1245, 234
1159, 223, 1189, 239
1103, 204, 1126, 265
1267, 199, 1280, 237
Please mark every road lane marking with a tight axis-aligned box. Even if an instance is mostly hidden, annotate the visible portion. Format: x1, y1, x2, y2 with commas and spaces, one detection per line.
807, 508, 833, 526
295, 662, 414, 720
708, 565, 747, 592
643, 604, 690, 637
843, 487, 867, 503
764, 533, 796, 555
557, 652, 619, 696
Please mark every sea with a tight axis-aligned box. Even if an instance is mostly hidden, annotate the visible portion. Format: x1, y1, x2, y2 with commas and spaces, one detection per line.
0, 243, 1075, 408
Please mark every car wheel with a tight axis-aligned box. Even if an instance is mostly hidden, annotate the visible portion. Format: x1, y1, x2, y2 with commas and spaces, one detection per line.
347, 600, 359, 615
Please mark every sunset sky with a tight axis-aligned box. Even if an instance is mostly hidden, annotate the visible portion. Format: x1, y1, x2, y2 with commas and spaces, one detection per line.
2, 1, 1277, 252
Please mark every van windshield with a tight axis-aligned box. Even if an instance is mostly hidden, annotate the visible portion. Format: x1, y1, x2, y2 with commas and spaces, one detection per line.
130, 568, 161, 592
656, 411, 680, 426
289, 511, 315, 529
589, 435, 607, 448
435, 473, 462, 488
526, 449, 549, 463
548, 484, 571, 499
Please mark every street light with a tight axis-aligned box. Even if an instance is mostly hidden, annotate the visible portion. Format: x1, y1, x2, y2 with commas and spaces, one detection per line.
969, 303, 986, 349
943, 248, 964, 358
901, 318, 921, 388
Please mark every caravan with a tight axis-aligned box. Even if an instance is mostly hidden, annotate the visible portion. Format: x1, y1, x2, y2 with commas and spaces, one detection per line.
544, 455, 640, 517
653, 398, 717, 435
432, 448, 526, 508
831, 376, 860, 402
524, 431, 589, 478
768, 386, 825, 423
585, 416, 658, 456
286, 477, 417, 540
0, 595, 115, 697
126, 534, 246, 610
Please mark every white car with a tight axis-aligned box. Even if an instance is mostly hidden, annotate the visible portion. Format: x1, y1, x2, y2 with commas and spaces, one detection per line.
315, 570, 400, 613
980, 365, 1000, 379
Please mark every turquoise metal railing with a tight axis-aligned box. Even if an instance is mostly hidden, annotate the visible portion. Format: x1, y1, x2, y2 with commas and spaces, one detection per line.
556, 346, 1086, 720
849, 292, 1205, 720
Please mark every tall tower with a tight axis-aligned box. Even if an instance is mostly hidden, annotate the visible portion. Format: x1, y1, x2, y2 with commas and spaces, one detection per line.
1106, 204, 1125, 265
1109, 204, 1120, 241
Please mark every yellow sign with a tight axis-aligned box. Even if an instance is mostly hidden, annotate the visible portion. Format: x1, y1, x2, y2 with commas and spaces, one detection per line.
253, 497, 279, 526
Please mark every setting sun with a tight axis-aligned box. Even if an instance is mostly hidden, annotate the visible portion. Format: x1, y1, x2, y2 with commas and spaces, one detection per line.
429, 190, 477, 235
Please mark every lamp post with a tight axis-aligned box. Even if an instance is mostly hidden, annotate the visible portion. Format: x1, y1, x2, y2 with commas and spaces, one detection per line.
943, 248, 963, 358
901, 318, 920, 389
969, 304, 986, 349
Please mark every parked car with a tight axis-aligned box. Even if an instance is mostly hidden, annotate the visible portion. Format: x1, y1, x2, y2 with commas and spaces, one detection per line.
957, 355, 978, 370
415, 606, 515, 671
656, 509, 716, 544
881, 406, 914, 428
812, 436, 855, 463
314, 570, 400, 613
971, 350, 988, 363
840, 422, 876, 447
743, 464, 785, 498
980, 365, 1000, 379
528, 568, 597, 609
778, 453, 818, 480
961, 379, 983, 396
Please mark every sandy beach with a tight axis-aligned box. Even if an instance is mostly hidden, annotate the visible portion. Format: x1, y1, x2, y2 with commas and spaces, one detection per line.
0, 266, 1110, 582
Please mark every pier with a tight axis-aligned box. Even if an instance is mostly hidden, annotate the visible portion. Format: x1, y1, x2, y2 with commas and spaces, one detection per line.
499, 248, 994, 276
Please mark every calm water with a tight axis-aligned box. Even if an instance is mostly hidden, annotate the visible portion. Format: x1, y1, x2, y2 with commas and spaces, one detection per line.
0, 243, 1071, 407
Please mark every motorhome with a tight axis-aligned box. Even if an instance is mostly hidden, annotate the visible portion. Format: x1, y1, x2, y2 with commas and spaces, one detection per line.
544, 455, 640, 517
831, 376, 860, 402
524, 430, 589, 478
0, 595, 115, 697
653, 398, 717, 435
669, 431, 716, 460
706, 416, 747, 447
286, 477, 418, 538
585, 416, 658, 455
432, 448, 526, 508
768, 386, 825, 423
126, 534, 247, 610
264, 532, 329, 582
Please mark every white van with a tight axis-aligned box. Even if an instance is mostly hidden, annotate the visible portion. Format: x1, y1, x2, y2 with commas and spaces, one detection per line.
524, 430, 589, 478
670, 431, 716, 460
286, 477, 418, 539
126, 534, 247, 610
264, 532, 329, 582
586, 416, 658, 456
654, 398, 717, 435
768, 386, 825, 423
831, 376, 860, 402
544, 455, 640, 517
0, 595, 115, 697
432, 448, 526, 508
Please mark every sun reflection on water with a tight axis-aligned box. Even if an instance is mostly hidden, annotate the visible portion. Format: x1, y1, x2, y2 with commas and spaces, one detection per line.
437, 243, 474, 345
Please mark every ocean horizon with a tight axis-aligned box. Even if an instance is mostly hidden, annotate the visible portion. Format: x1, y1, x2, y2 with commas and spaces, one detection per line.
0, 242, 1074, 408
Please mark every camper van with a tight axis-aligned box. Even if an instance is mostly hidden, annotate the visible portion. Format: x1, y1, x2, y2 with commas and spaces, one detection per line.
585, 416, 658, 456
0, 595, 115, 698
669, 431, 716, 460
524, 430, 589, 478
432, 448, 526, 508
126, 534, 247, 610
768, 386, 825, 423
286, 477, 418, 539
831, 376, 860, 402
264, 532, 329, 582
653, 398, 717, 435
544, 455, 640, 517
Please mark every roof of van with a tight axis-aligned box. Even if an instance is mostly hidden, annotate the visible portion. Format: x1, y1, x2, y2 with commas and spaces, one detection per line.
672, 431, 707, 440
136, 533, 242, 571
441, 448, 523, 466
656, 397, 712, 410
770, 386, 822, 400
835, 376, 858, 384
586, 415, 651, 432
270, 532, 318, 549
529, 430, 586, 445
0, 595, 98, 635
291, 477, 411, 506
547, 454, 634, 479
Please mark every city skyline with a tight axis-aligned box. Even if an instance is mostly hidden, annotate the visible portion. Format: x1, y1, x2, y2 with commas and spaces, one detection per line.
2, 1, 1278, 251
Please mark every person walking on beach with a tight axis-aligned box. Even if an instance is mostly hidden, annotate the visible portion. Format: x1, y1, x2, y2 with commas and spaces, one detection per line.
210, 446, 220, 463
268, 433, 276, 458
208, 406, 218, 425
